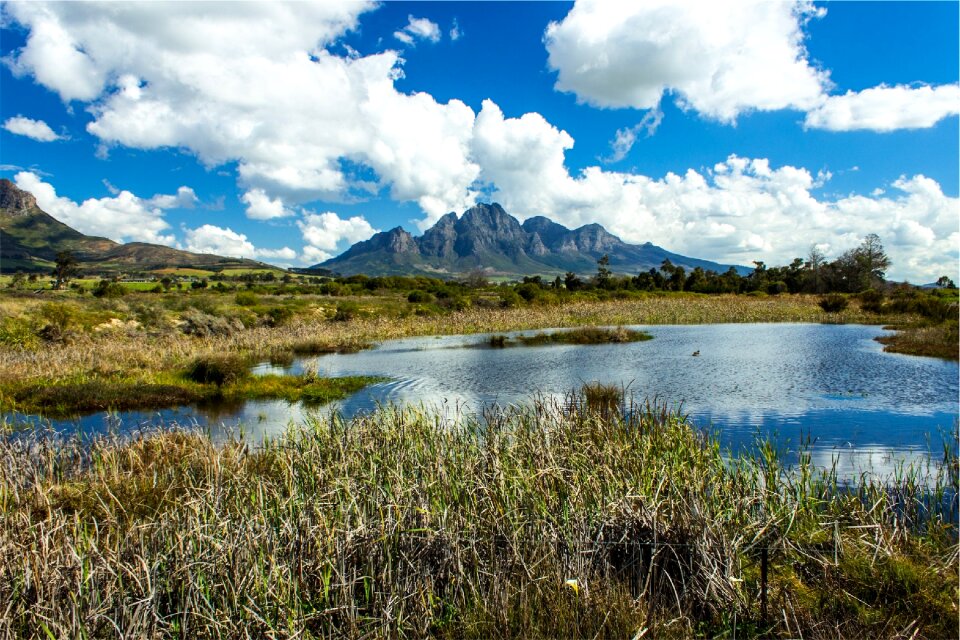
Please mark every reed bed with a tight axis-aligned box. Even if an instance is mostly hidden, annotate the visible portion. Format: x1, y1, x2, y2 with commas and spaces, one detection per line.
0, 391, 955, 638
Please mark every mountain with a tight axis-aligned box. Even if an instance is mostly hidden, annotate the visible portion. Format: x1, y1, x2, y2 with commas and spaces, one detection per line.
0, 179, 270, 273
317, 202, 749, 277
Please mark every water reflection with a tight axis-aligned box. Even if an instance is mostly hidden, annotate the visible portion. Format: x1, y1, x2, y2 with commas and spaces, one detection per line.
8, 323, 958, 482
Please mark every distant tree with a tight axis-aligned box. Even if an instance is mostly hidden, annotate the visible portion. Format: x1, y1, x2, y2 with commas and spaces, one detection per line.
936, 275, 957, 289
564, 271, 583, 291
595, 254, 612, 289
52, 251, 80, 290
160, 276, 173, 291
855, 233, 891, 289
9, 271, 26, 289
805, 246, 827, 293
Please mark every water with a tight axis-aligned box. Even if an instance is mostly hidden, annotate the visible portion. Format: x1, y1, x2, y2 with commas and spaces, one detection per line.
7, 324, 958, 480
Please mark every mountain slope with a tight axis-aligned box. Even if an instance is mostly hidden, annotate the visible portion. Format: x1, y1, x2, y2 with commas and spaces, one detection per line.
0, 179, 270, 273
317, 203, 749, 277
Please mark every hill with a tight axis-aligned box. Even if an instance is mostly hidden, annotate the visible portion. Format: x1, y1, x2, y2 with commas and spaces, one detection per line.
317, 203, 748, 277
0, 179, 272, 274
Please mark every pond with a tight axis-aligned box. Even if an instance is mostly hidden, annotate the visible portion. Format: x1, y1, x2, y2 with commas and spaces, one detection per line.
8, 323, 958, 481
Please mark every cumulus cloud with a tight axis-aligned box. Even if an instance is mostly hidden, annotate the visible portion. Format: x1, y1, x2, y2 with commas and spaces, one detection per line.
468, 103, 957, 281
805, 84, 960, 132
394, 15, 441, 45
298, 211, 378, 263
545, 0, 828, 122
13, 171, 177, 245
182, 224, 296, 262
4, 2, 480, 219
241, 189, 292, 220
3, 116, 62, 142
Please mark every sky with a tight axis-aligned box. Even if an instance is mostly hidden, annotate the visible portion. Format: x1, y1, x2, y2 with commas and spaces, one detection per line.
0, 0, 957, 282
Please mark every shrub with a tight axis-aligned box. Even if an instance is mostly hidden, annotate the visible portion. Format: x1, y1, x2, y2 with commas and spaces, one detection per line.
0, 317, 39, 349
858, 289, 886, 314
92, 280, 127, 299
818, 294, 849, 313
332, 302, 359, 322
235, 291, 259, 306
407, 290, 433, 303
499, 289, 523, 308
766, 281, 788, 295
184, 355, 249, 386
264, 306, 294, 327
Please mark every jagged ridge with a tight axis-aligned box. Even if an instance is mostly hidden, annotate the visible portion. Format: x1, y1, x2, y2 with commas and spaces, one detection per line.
317, 202, 748, 277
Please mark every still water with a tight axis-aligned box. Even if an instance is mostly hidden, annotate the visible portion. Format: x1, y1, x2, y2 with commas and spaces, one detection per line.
10, 324, 959, 480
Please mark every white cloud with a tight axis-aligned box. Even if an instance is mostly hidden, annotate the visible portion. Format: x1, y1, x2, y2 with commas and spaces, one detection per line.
468, 103, 957, 281
183, 224, 255, 258
298, 211, 378, 259
804, 84, 960, 132
5, 2, 480, 221
603, 108, 663, 163
13, 171, 177, 245
449, 19, 462, 42
148, 186, 198, 210
544, 0, 828, 122
3, 115, 62, 142
241, 189, 292, 220
394, 16, 441, 45
182, 224, 297, 263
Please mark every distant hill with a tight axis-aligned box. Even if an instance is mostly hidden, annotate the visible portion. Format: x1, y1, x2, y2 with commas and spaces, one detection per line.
317, 202, 749, 277
0, 179, 272, 274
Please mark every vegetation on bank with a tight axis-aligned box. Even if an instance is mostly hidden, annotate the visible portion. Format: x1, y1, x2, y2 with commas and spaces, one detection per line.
2, 352, 381, 417
1, 390, 955, 638
487, 325, 652, 348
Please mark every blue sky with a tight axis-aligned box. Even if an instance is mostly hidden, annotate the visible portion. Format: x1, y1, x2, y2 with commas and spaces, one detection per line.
1, 1, 957, 281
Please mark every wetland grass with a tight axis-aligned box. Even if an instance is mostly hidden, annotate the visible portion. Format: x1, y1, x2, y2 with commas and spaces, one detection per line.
1, 390, 955, 638
487, 326, 651, 348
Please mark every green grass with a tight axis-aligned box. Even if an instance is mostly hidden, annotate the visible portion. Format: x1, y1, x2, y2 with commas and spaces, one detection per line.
488, 326, 652, 348
1, 370, 383, 418
0, 391, 954, 638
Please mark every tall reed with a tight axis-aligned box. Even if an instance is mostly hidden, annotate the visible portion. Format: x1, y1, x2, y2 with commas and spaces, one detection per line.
0, 390, 955, 638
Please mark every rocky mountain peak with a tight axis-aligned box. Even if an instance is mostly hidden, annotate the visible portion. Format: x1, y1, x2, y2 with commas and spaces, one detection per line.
0, 179, 38, 215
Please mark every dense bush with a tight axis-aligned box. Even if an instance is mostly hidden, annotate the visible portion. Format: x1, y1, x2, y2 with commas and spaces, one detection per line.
407, 290, 433, 303
818, 294, 849, 313
332, 302, 360, 322
235, 291, 259, 306
92, 280, 127, 299
184, 355, 249, 386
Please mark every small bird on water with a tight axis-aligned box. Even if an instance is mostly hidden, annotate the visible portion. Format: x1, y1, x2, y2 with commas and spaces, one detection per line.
692, 350, 700, 356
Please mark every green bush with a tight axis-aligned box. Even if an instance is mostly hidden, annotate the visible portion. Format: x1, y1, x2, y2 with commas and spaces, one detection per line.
818, 294, 849, 313
407, 290, 433, 303
92, 280, 127, 299
499, 289, 523, 308
332, 302, 360, 322
184, 355, 250, 386
0, 317, 39, 349
264, 306, 294, 327
235, 291, 259, 306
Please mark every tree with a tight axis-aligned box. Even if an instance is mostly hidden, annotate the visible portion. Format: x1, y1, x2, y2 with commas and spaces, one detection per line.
805, 246, 827, 293
52, 251, 80, 290
595, 254, 612, 289
855, 233, 891, 289
936, 276, 956, 289
564, 271, 582, 291
9, 271, 26, 289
